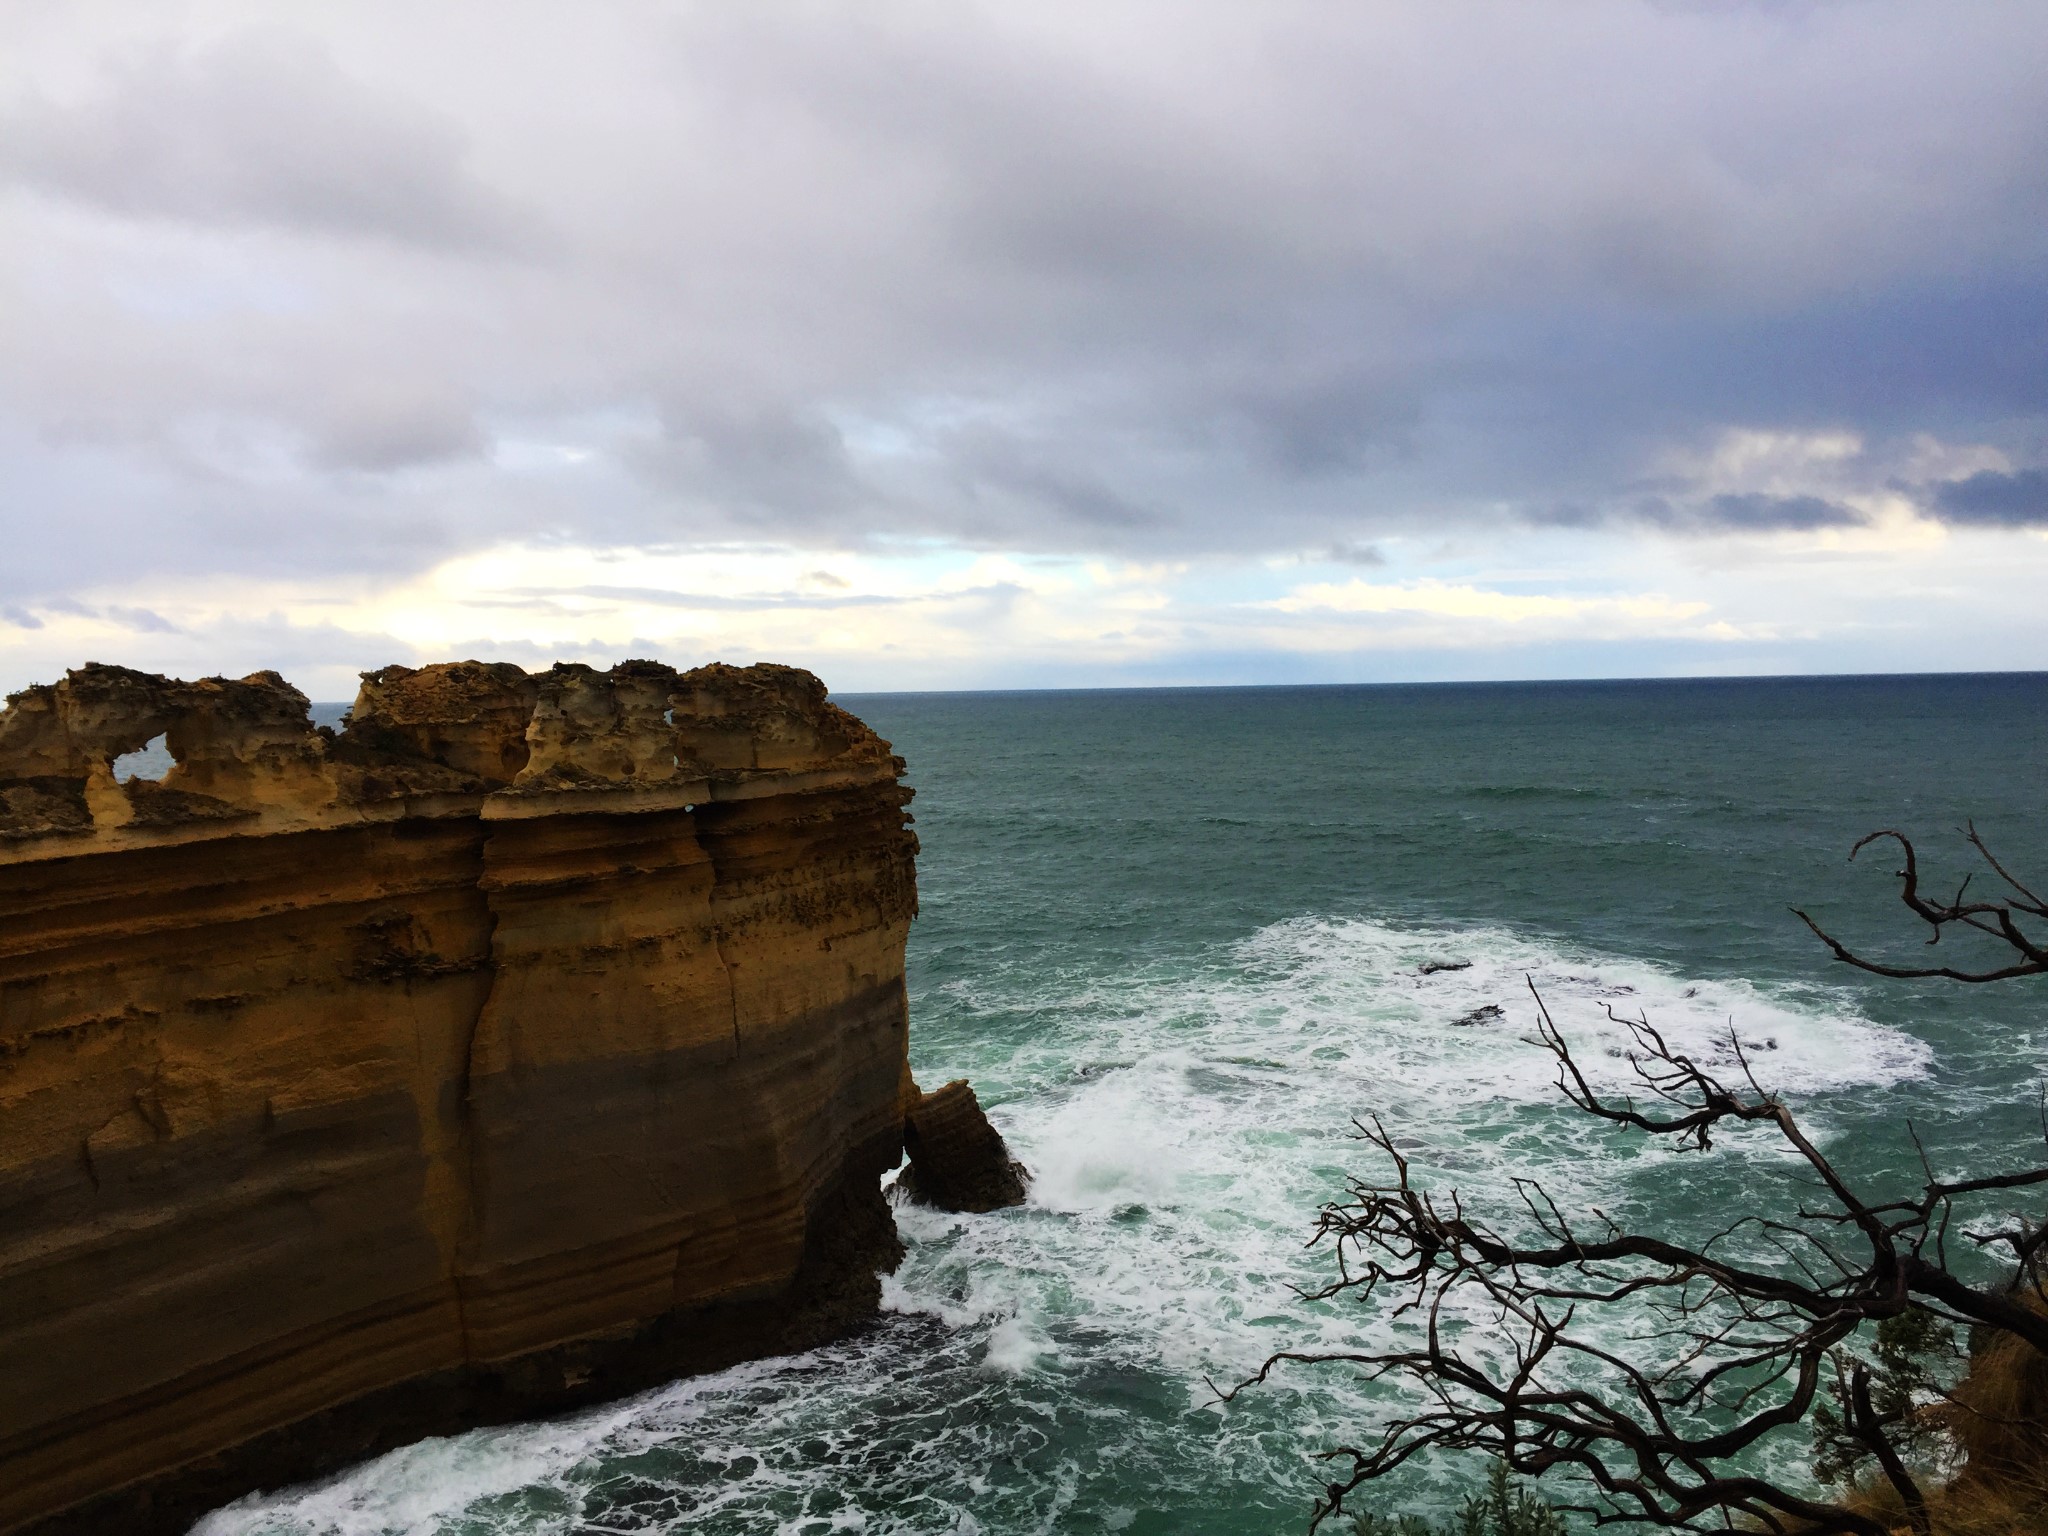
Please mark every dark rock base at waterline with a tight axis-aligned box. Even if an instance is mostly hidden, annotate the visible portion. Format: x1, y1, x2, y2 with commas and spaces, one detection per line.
899, 1079, 1031, 1214
19, 1147, 906, 1536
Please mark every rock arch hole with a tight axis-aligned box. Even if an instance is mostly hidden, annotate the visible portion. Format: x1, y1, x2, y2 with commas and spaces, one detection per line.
113, 734, 172, 784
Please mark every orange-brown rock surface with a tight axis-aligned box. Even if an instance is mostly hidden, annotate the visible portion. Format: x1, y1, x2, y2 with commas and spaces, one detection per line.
0, 659, 920, 1536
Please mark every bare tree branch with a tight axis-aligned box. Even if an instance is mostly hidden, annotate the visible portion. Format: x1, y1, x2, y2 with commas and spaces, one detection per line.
1795, 824, 2048, 983
1231, 973, 2048, 1531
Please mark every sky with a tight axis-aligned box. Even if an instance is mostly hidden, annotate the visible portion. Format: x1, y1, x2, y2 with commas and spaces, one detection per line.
3, 1, 2046, 700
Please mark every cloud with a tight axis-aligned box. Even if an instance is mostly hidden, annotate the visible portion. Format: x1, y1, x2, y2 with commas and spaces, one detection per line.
1316, 542, 1387, 567
0, 3, 2046, 685
1529, 490, 1867, 534
0, 29, 534, 250
948, 438, 1162, 533
1682, 493, 1866, 532
631, 399, 865, 531
103, 606, 180, 634
10, 523, 2048, 699
308, 385, 488, 472
517, 584, 908, 612
1267, 578, 1708, 632
1929, 468, 2048, 528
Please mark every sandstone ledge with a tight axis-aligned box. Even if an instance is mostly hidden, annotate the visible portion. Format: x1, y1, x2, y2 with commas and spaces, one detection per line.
0, 660, 921, 1536
0, 658, 906, 863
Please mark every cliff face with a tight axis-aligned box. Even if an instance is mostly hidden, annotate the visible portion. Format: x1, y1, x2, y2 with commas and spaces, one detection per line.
0, 660, 919, 1535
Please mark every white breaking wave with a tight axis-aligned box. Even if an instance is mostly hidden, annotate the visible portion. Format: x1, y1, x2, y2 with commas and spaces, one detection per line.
196, 916, 1928, 1536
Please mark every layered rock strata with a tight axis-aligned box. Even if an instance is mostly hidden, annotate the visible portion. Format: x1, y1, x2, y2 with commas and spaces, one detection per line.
0, 660, 919, 1536
899, 1079, 1031, 1213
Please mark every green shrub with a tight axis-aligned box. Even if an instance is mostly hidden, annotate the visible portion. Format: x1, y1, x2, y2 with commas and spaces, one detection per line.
1811, 1305, 1961, 1490
1352, 1461, 1570, 1536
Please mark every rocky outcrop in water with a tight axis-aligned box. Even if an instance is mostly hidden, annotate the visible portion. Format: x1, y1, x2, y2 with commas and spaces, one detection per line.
0, 659, 920, 1536
899, 1078, 1031, 1213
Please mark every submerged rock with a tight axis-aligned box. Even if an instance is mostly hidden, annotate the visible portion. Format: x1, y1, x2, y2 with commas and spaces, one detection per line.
899, 1079, 1031, 1212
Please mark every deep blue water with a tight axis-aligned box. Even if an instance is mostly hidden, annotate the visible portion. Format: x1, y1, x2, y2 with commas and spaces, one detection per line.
203, 674, 2048, 1536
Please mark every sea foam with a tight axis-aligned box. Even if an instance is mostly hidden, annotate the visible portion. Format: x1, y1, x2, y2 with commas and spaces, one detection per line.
198, 915, 1926, 1536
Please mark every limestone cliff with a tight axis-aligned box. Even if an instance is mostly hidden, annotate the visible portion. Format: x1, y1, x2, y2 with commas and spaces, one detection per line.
0, 659, 919, 1536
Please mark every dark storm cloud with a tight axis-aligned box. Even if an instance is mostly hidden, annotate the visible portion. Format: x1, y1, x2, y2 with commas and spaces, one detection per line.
1685, 494, 1865, 532
3, 0, 2047, 600
1532, 494, 1865, 533
1703, 501, 1867, 536
1929, 469, 2048, 528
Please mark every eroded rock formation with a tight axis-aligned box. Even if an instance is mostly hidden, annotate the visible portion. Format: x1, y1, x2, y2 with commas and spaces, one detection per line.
0, 659, 920, 1536
899, 1078, 1031, 1213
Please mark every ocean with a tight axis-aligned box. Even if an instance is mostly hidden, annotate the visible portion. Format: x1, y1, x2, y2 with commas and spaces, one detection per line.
194, 674, 2048, 1536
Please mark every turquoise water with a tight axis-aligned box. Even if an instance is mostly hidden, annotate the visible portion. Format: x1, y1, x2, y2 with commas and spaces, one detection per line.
198, 675, 2048, 1536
